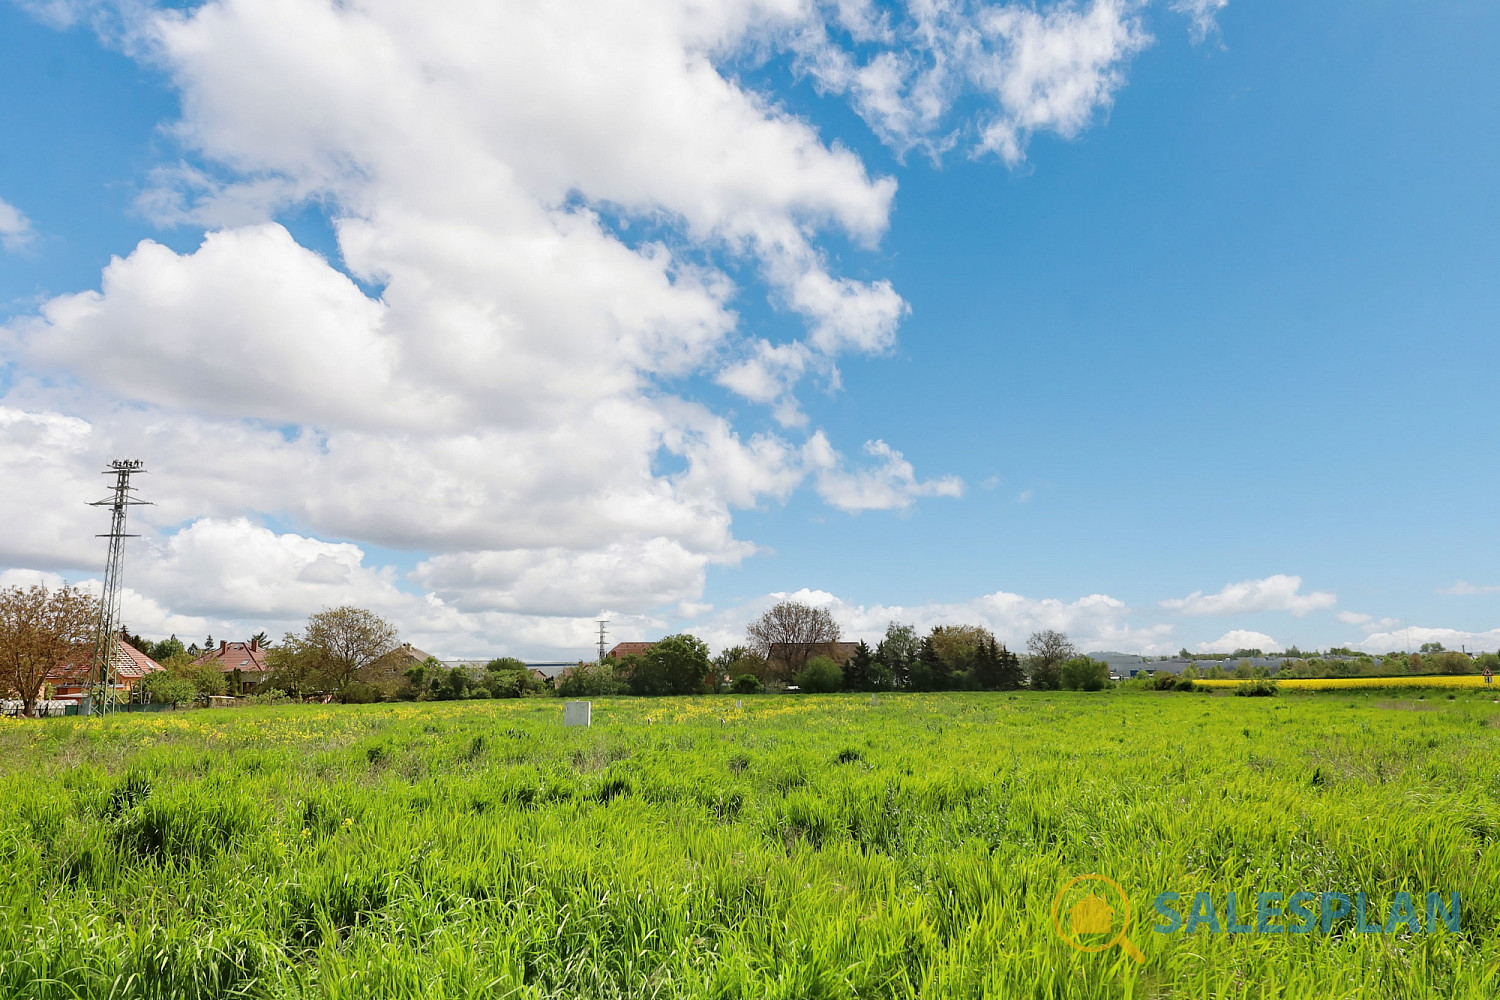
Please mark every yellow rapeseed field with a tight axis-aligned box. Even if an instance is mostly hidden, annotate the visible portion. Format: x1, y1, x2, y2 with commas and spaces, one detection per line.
1195, 674, 1491, 690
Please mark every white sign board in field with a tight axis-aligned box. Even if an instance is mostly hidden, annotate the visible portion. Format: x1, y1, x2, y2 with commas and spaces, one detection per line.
564, 701, 592, 727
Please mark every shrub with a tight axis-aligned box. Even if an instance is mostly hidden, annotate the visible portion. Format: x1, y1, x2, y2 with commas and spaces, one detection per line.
1153, 672, 1178, 691
342, 681, 382, 704
1059, 657, 1110, 692
795, 656, 844, 694
556, 660, 626, 698
1173, 676, 1196, 692
139, 672, 196, 707
245, 689, 293, 706
731, 674, 763, 694
1235, 679, 1279, 697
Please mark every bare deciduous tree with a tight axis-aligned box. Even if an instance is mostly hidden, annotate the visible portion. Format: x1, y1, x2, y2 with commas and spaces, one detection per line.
746, 601, 841, 680
0, 584, 98, 717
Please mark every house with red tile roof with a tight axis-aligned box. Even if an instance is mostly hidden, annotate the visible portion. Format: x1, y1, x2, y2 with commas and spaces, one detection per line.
606, 641, 656, 659
194, 638, 272, 693
48, 632, 164, 699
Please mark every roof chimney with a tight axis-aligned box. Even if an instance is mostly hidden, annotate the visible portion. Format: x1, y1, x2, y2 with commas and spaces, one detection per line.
250, 637, 259, 652
219, 640, 227, 652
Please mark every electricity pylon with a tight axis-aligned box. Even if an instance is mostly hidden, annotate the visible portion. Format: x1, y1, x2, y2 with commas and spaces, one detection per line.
89, 460, 149, 714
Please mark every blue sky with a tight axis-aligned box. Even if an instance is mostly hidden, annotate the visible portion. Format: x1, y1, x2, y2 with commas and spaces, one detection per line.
2, 0, 1497, 657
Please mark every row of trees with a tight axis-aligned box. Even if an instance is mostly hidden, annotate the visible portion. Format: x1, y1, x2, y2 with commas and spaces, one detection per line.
733, 601, 1103, 693
18, 584, 1494, 713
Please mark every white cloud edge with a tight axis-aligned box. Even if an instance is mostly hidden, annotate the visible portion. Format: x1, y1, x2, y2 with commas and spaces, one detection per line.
0, 196, 35, 251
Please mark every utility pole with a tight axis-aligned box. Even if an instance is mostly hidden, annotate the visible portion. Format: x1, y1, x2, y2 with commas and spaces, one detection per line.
89, 460, 150, 714
597, 618, 609, 664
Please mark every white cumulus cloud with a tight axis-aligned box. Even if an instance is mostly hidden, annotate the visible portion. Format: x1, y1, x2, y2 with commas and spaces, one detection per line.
0, 196, 34, 251
1352, 626, 1500, 655
1439, 580, 1500, 596
798, 0, 1152, 163
1161, 574, 1336, 617
1196, 629, 1277, 654
0, 0, 1199, 645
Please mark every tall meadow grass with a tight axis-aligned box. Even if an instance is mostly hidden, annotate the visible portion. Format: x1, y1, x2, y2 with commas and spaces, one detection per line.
1, 691, 1497, 997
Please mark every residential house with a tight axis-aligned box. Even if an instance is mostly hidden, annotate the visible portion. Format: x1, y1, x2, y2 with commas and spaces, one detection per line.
379, 642, 438, 670
193, 638, 272, 694
606, 642, 656, 659
48, 632, 164, 700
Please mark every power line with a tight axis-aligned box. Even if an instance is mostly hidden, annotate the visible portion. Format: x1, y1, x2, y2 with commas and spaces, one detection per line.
88, 460, 150, 715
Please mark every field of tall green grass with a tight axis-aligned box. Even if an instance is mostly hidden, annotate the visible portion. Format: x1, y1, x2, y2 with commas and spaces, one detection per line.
2, 690, 1497, 998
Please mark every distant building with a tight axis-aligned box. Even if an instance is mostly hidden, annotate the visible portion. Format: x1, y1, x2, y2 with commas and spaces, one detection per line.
606, 642, 656, 659
1091, 652, 1151, 676
439, 659, 574, 680
193, 638, 272, 693
49, 632, 164, 699
381, 642, 438, 669
523, 661, 574, 679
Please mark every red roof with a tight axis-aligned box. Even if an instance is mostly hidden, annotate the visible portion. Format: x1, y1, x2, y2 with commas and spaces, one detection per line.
48, 634, 164, 685
194, 639, 272, 675
607, 642, 656, 659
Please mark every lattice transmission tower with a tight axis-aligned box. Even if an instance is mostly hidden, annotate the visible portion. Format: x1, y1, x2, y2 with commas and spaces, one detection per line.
597, 618, 609, 664
89, 460, 150, 714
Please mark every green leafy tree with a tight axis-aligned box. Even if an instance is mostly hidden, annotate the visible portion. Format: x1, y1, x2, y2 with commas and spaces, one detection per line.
428, 666, 472, 700
174, 660, 227, 699
557, 659, 626, 697
711, 646, 760, 693
795, 655, 844, 693
484, 658, 541, 698
731, 673, 763, 694
1026, 630, 1076, 691
1059, 656, 1111, 691
263, 633, 328, 699
926, 624, 992, 680
138, 671, 196, 707
151, 635, 188, 663
629, 634, 711, 696
875, 622, 919, 689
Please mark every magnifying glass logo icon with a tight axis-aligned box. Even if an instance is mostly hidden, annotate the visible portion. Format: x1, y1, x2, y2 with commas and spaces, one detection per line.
1050, 874, 1146, 964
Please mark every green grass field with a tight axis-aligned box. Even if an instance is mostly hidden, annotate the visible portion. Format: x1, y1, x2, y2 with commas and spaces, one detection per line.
2, 691, 1498, 998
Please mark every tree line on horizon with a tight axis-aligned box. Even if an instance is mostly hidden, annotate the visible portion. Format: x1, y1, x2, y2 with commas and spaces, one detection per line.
3, 584, 1495, 715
